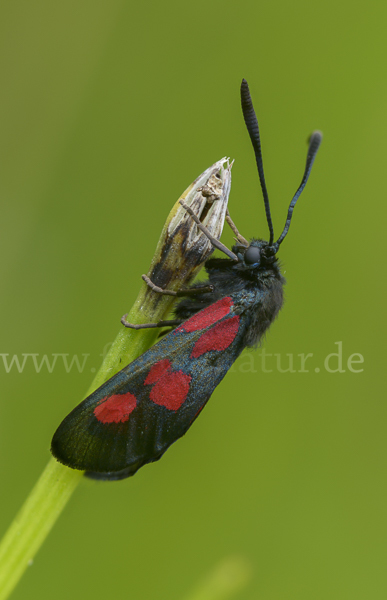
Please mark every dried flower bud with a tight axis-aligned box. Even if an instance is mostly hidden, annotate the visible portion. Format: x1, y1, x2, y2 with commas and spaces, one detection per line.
131, 158, 232, 322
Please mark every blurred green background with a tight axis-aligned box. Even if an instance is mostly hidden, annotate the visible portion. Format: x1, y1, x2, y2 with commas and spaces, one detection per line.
1, 1, 386, 598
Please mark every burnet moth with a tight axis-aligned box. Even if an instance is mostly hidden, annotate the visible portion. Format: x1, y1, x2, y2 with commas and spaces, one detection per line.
51, 79, 322, 480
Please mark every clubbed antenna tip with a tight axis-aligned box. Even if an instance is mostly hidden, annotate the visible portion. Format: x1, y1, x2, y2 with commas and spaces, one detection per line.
275, 130, 323, 248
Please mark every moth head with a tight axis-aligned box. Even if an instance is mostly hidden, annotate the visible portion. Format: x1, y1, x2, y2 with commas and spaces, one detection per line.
239, 79, 322, 257
234, 239, 277, 270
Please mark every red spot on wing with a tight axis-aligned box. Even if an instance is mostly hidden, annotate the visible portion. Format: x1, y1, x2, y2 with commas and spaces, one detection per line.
177, 297, 233, 333
149, 371, 192, 411
94, 392, 137, 424
144, 359, 171, 385
191, 315, 240, 358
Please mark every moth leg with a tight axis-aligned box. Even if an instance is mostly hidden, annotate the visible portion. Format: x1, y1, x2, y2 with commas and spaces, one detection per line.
176, 285, 214, 296
121, 314, 182, 329
179, 200, 238, 261
142, 274, 214, 297
225, 209, 249, 247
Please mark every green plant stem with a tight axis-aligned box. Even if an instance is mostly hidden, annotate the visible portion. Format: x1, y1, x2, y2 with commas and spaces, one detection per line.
0, 279, 174, 600
0, 460, 83, 600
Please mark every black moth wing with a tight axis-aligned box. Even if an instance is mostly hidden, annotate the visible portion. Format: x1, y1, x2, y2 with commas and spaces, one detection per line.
51, 293, 257, 480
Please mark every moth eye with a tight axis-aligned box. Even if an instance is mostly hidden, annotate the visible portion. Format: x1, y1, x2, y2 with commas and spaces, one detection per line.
244, 246, 261, 265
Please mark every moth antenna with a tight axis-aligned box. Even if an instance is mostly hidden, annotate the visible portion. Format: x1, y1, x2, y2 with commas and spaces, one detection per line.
275, 130, 323, 248
240, 78, 275, 246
